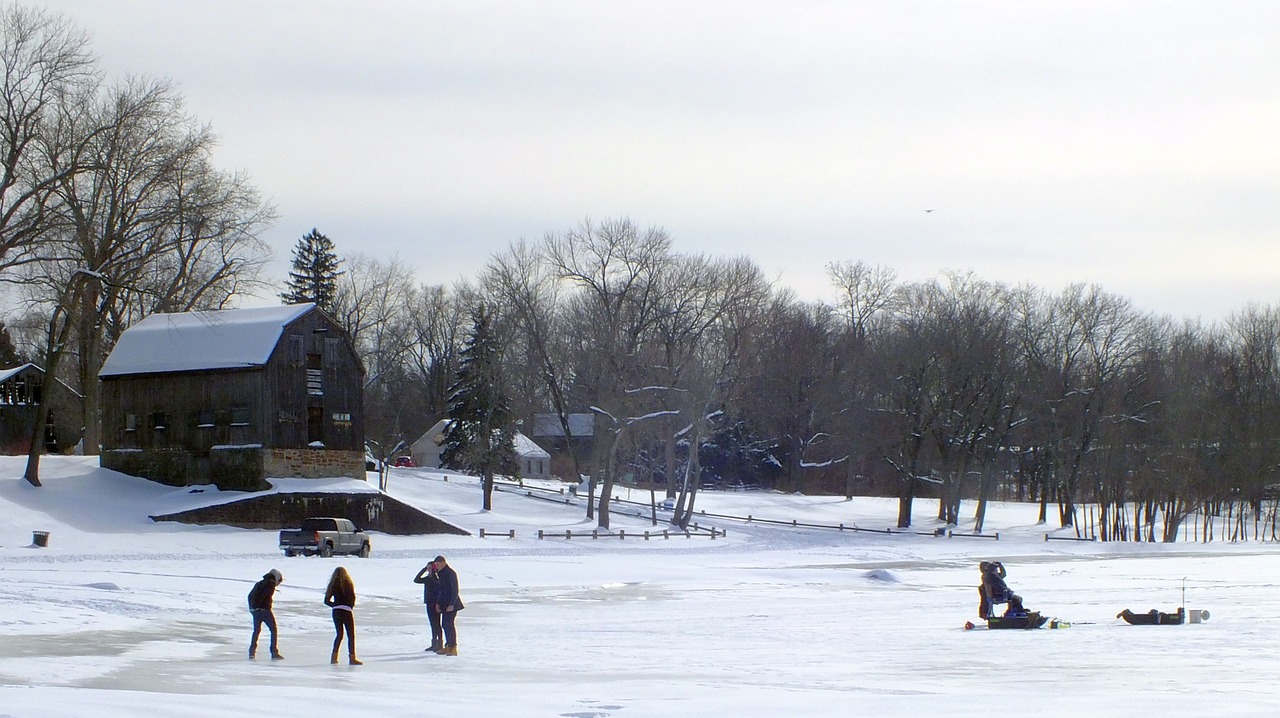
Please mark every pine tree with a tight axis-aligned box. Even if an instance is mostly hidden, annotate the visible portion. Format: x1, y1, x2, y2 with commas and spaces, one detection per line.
440, 304, 518, 510
0, 322, 25, 367
280, 228, 343, 312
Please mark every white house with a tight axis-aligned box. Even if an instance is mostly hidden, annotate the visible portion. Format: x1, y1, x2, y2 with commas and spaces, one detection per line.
410, 419, 552, 481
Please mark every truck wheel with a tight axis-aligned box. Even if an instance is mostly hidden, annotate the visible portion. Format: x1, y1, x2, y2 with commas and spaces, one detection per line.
320, 543, 333, 558
284, 550, 296, 558
358, 542, 371, 558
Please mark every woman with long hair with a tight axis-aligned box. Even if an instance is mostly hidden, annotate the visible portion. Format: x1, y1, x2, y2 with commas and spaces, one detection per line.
324, 566, 362, 665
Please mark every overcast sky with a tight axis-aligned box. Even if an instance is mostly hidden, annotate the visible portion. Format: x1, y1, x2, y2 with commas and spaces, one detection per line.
52, 1, 1280, 321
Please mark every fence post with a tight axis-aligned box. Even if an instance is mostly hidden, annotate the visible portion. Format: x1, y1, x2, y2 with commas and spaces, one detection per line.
619, 529, 626, 540
538, 529, 544, 539
479, 528, 486, 538
565, 530, 571, 539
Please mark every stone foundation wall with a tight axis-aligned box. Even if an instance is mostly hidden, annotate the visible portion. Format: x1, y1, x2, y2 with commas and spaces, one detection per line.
150, 491, 468, 535
264, 448, 365, 481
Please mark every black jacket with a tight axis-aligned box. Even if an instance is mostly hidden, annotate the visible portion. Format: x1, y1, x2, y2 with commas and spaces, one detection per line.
247, 576, 278, 611
437, 564, 465, 611
982, 568, 1014, 600
413, 565, 443, 605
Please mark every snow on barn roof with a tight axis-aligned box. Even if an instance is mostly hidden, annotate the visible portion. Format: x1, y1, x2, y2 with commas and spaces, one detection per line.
99, 304, 316, 377
0, 363, 40, 382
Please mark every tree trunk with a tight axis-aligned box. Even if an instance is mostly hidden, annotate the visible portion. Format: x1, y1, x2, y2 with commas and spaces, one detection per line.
664, 419, 677, 499
77, 294, 102, 455
896, 478, 916, 528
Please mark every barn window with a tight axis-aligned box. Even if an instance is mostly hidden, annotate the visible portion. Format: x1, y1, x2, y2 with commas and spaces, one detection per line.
325, 337, 340, 368
288, 334, 304, 366
197, 409, 215, 428
151, 412, 167, 430
229, 406, 251, 427
125, 413, 138, 432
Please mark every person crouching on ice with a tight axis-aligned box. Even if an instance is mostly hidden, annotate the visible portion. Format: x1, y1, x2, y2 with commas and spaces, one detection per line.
979, 561, 1027, 618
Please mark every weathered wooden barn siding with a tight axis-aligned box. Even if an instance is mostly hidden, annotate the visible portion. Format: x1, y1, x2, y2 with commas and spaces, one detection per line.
262, 309, 364, 451
100, 306, 366, 489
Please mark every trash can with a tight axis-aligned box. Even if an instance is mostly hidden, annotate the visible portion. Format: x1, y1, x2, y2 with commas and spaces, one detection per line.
32, 530, 49, 548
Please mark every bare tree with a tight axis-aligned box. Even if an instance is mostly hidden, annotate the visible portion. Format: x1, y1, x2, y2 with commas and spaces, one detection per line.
543, 217, 672, 526
17, 74, 273, 484
0, 4, 95, 276
483, 240, 588, 486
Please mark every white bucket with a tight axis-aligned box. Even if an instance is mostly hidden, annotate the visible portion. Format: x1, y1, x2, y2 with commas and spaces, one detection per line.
1188, 609, 1210, 623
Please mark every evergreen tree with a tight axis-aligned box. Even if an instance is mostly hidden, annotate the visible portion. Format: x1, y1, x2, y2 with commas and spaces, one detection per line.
440, 304, 518, 510
0, 322, 25, 367
280, 228, 343, 312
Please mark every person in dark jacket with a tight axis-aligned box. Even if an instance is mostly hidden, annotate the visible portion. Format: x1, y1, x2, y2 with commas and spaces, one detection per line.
247, 568, 284, 659
413, 558, 445, 652
324, 566, 362, 665
433, 555, 464, 655
979, 561, 1026, 617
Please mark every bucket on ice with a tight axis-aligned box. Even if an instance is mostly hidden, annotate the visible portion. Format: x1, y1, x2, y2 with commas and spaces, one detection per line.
32, 530, 49, 548
1188, 609, 1209, 623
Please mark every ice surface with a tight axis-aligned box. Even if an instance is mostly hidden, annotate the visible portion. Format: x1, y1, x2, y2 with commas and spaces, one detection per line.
2, 457, 1278, 717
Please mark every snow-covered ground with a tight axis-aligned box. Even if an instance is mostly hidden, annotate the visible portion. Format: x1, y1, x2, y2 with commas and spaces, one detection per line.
2, 457, 1279, 717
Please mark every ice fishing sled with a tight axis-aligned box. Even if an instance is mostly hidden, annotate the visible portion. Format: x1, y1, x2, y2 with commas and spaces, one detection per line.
1117, 608, 1184, 625
987, 611, 1049, 629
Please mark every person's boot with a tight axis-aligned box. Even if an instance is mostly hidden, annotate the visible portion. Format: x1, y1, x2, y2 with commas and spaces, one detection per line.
270, 650, 284, 660
442, 644, 458, 656
427, 639, 442, 653
349, 654, 363, 665
330, 650, 339, 664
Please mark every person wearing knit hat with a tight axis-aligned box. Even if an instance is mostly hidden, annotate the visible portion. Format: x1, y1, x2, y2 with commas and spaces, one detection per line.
247, 569, 284, 659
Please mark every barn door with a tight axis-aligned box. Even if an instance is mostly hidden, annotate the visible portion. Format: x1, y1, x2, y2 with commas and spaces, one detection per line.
308, 403, 324, 446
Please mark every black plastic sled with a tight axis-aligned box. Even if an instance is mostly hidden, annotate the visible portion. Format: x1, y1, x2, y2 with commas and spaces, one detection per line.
987, 611, 1049, 630
1117, 608, 1183, 625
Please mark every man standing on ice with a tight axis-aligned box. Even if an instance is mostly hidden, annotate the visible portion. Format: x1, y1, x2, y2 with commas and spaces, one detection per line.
248, 568, 284, 659
434, 555, 464, 655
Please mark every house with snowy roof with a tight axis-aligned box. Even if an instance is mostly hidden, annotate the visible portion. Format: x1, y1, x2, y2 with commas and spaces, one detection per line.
410, 418, 552, 481
530, 412, 595, 480
98, 303, 365, 490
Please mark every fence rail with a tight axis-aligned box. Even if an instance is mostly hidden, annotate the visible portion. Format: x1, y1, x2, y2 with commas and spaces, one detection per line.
947, 530, 1000, 540
1044, 534, 1096, 542
528, 525, 726, 540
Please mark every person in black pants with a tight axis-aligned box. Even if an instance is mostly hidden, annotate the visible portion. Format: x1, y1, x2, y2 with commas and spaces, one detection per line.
413, 558, 444, 652
324, 566, 362, 665
247, 568, 284, 660
433, 555, 465, 655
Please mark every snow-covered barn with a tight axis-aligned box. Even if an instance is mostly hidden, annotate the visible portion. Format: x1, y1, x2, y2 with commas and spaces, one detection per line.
98, 303, 365, 490
410, 418, 552, 481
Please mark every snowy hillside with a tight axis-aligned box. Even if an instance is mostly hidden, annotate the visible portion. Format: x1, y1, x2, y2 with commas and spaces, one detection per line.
2, 457, 1278, 717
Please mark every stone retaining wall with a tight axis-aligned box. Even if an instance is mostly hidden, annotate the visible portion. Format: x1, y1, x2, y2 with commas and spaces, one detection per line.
150, 491, 468, 536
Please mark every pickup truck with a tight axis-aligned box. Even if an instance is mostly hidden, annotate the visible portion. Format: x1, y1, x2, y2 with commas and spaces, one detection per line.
279, 517, 372, 558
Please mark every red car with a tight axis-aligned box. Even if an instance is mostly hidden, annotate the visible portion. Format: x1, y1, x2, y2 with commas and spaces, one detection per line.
392, 456, 416, 468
